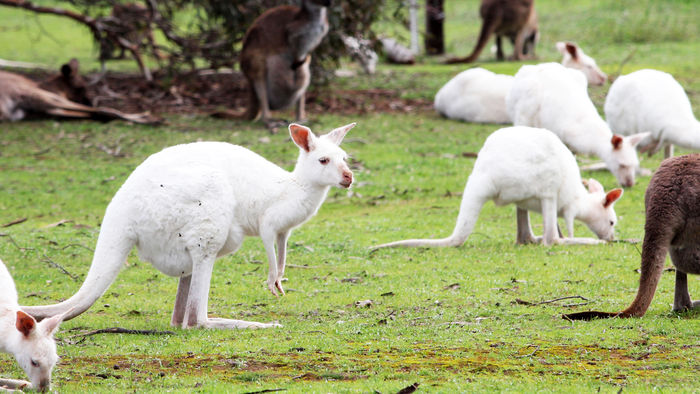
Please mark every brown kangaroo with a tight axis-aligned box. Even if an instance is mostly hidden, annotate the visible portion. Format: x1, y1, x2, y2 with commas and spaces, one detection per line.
37, 58, 92, 106
447, 0, 537, 64
0, 60, 159, 124
565, 154, 700, 320
240, 0, 330, 124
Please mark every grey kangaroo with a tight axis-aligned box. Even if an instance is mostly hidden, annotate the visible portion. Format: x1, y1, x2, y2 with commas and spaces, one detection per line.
240, 0, 330, 125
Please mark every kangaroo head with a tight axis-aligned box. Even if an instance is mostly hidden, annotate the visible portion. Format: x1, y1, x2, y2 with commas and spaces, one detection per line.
556, 42, 607, 86
605, 132, 650, 187
581, 178, 623, 241
290, 123, 355, 189
14, 310, 67, 392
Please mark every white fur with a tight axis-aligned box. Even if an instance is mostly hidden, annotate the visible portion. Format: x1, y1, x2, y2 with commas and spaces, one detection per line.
434, 45, 606, 124
506, 62, 649, 187
21, 123, 356, 330
434, 68, 513, 124
0, 259, 68, 392
605, 69, 700, 156
371, 126, 623, 249
556, 42, 607, 86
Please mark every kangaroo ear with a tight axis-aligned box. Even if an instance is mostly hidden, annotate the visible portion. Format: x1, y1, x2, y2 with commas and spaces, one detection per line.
16, 311, 36, 338
627, 132, 651, 148
611, 134, 624, 150
565, 42, 579, 60
289, 123, 316, 152
586, 178, 604, 193
604, 188, 623, 208
40, 309, 71, 337
324, 122, 356, 146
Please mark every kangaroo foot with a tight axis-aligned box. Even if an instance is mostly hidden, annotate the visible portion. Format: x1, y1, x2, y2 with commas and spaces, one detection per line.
202, 317, 282, 329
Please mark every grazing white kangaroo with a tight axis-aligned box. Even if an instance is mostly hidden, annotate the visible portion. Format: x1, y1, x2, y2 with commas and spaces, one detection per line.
506, 62, 649, 187
240, 0, 330, 124
565, 154, 700, 320
556, 42, 607, 86
22, 123, 355, 330
0, 259, 69, 392
605, 69, 700, 158
371, 127, 623, 250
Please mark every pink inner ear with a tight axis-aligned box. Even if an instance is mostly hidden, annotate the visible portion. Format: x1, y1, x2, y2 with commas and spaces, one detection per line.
16, 311, 36, 337
565, 43, 578, 59
604, 188, 623, 207
611, 135, 623, 150
290, 125, 311, 152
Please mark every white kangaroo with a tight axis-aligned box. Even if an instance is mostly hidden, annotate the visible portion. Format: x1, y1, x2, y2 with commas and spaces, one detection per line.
371, 127, 623, 250
21, 123, 356, 330
506, 62, 649, 187
0, 259, 69, 392
605, 69, 700, 158
556, 42, 607, 86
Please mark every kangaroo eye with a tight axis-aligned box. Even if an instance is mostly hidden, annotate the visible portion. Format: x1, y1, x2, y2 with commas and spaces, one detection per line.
610, 221, 614, 226
319, 157, 329, 165
31, 359, 39, 367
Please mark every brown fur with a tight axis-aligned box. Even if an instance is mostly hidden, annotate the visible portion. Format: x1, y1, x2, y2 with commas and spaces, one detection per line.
37, 58, 92, 106
0, 61, 160, 124
240, 0, 330, 123
446, 0, 537, 64
565, 154, 700, 320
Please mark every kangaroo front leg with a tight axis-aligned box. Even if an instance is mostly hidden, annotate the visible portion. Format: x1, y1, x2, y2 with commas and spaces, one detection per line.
295, 93, 307, 122
516, 208, 536, 244
261, 229, 283, 296
171, 274, 191, 327
276, 231, 290, 285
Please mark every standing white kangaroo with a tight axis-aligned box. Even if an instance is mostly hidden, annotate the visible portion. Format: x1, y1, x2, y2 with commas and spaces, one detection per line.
506, 62, 649, 187
371, 127, 623, 250
21, 123, 356, 330
0, 259, 68, 392
605, 69, 700, 158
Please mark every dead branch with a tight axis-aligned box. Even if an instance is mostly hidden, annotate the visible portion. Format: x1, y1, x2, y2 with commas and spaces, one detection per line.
515, 295, 589, 306
0, 233, 35, 252
514, 345, 540, 358
68, 327, 175, 338
41, 254, 79, 281
0, 58, 49, 70
1, 217, 27, 228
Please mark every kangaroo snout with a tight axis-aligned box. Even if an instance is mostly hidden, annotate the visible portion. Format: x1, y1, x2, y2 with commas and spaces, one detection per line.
340, 170, 353, 188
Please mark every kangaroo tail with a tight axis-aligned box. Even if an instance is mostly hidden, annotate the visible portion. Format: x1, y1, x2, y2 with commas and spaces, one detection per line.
371, 179, 487, 250
446, 10, 500, 64
21, 210, 134, 321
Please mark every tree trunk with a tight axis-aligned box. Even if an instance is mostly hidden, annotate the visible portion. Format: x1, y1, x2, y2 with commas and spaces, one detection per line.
425, 0, 444, 55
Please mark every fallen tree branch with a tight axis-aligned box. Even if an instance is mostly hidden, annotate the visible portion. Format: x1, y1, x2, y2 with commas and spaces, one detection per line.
515, 295, 589, 306
41, 254, 79, 281
69, 327, 175, 338
1, 217, 27, 228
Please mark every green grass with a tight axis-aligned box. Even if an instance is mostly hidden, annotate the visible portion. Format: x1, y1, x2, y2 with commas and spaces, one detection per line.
1, 0, 700, 392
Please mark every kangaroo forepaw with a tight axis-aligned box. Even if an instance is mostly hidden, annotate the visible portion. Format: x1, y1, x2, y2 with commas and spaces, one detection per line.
267, 278, 285, 297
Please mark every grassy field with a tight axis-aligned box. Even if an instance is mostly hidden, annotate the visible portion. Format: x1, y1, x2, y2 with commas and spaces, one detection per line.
1, 0, 699, 393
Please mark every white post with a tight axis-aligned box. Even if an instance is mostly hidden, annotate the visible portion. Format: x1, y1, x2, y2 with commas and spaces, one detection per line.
409, 0, 419, 55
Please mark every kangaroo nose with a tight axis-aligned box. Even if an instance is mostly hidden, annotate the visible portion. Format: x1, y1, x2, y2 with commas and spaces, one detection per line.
341, 170, 353, 187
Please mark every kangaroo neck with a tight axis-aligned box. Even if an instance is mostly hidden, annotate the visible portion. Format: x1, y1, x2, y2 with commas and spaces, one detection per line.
0, 306, 22, 354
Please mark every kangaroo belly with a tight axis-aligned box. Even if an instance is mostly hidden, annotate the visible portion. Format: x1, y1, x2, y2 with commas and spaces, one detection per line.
266, 55, 310, 110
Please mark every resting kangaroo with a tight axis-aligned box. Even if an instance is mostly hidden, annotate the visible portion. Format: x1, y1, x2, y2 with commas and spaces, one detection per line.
371, 126, 623, 249
240, 0, 330, 124
22, 123, 356, 330
0, 259, 69, 392
565, 154, 700, 320
446, 0, 538, 64
0, 60, 158, 124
